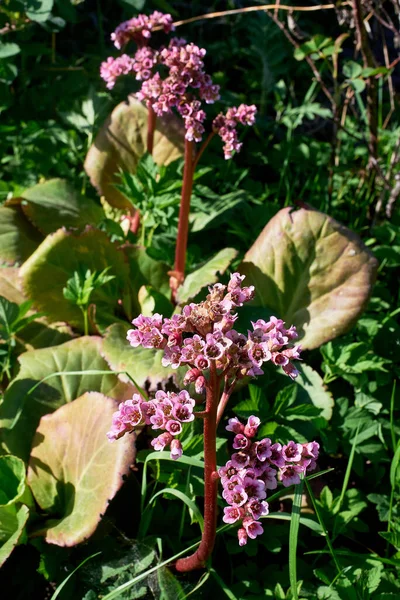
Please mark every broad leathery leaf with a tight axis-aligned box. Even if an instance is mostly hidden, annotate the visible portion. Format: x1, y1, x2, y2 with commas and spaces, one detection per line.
0, 206, 43, 266
0, 267, 26, 304
15, 179, 103, 235
0, 455, 28, 507
0, 504, 29, 568
20, 227, 129, 330
84, 97, 184, 209
24, 0, 54, 22
296, 363, 334, 420
0, 336, 135, 461
27, 392, 135, 546
102, 323, 185, 390
240, 207, 378, 349
177, 248, 238, 304
18, 320, 74, 350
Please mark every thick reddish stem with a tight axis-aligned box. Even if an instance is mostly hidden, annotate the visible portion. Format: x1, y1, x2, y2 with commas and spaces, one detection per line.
147, 105, 156, 155
175, 365, 219, 572
170, 139, 194, 300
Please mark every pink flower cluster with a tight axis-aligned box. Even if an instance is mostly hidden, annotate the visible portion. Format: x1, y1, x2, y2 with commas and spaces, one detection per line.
213, 104, 258, 159
100, 12, 257, 152
111, 11, 174, 49
219, 416, 320, 546
137, 38, 220, 143
100, 54, 135, 90
127, 273, 301, 388
107, 390, 196, 460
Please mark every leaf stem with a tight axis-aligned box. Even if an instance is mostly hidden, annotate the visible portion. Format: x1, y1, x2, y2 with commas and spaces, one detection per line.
81, 306, 89, 336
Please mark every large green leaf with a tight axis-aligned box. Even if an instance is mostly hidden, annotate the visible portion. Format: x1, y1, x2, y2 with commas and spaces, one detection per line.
15, 179, 103, 236
296, 363, 334, 420
27, 392, 135, 546
240, 207, 378, 349
103, 323, 184, 389
124, 246, 171, 318
0, 455, 28, 507
0, 206, 43, 266
84, 97, 184, 209
0, 336, 135, 461
0, 455, 31, 567
20, 228, 129, 330
0, 504, 29, 568
177, 248, 238, 304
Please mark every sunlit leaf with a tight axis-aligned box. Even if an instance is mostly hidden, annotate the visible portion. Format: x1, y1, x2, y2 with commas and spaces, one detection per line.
84, 96, 184, 209
102, 323, 184, 389
240, 207, 378, 349
15, 179, 103, 235
0, 336, 135, 461
0, 207, 43, 267
20, 228, 129, 330
27, 392, 135, 546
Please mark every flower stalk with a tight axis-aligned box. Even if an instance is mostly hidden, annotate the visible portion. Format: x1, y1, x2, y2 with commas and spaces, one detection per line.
171, 139, 194, 300
176, 363, 219, 571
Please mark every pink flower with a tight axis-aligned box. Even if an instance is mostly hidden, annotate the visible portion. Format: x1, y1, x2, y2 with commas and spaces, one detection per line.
244, 415, 260, 438
254, 438, 272, 461
282, 441, 303, 462
233, 434, 251, 450
225, 485, 248, 507
100, 55, 134, 89
226, 417, 245, 434
111, 11, 174, 49
223, 506, 243, 524
238, 528, 248, 546
151, 432, 173, 451
170, 439, 183, 460
279, 465, 305, 487
165, 419, 183, 436
246, 498, 269, 520
243, 518, 264, 540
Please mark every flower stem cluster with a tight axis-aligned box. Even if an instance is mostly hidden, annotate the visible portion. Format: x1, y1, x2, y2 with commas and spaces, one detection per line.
100, 12, 256, 156
219, 416, 320, 546
107, 390, 196, 460
127, 273, 302, 389
111, 11, 174, 49
213, 104, 258, 159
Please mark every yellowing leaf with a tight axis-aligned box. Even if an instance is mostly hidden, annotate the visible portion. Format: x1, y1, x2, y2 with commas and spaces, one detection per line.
27, 392, 135, 546
240, 207, 378, 349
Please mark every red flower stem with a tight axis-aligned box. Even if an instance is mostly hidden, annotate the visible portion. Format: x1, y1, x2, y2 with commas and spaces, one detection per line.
171, 138, 194, 300
175, 363, 219, 572
146, 105, 156, 155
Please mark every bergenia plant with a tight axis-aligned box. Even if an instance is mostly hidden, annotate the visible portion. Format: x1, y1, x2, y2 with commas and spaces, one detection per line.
100, 12, 257, 298
108, 273, 319, 572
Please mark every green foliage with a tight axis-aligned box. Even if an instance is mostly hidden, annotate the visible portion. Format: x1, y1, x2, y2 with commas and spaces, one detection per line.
0, 1, 399, 597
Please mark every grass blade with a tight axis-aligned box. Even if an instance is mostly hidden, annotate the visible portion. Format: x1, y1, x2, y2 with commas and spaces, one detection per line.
209, 568, 239, 600
288, 476, 304, 600
139, 487, 204, 538
50, 552, 101, 600
139, 451, 204, 512
304, 478, 342, 575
